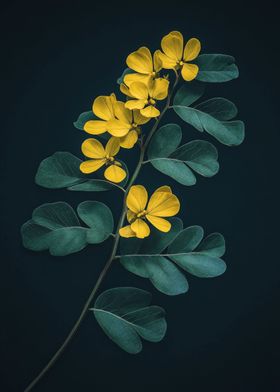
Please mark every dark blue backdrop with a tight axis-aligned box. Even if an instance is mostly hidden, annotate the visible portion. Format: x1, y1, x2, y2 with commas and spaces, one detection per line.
1, 1, 279, 391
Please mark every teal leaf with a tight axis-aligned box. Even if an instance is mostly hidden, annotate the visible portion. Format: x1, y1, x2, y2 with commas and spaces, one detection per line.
173, 82, 205, 107
173, 104, 245, 146
170, 140, 219, 177
120, 218, 188, 296
35, 152, 85, 189
147, 124, 182, 159
194, 98, 237, 121
168, 226, 204, 254
77, 201, 114, 243
120, 225, 226, 289
21, 202, 113, 256
73, 111, 95, 130
196, 232, 225, 257
151, 159, 196, 186
92, 287, 167, 354
117, 68, 134, 85
170, 254, 226, 278
195, 54, 239, 82
120, 256, 188, 296
35, 152, 122, 191
147, 125, 219, 183
68, 179, 118, 192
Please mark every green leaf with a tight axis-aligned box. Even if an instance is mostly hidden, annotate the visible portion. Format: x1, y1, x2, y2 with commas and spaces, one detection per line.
35, 152, 123, 191
147, 125, 219, 183
173, 104, 245, 146
196, 232, 225, 257
147, 124, 182, 159
92, 287, 167, 354
120, 225, 226, 288
35, 152, 85, 189
77, 201, 114, 243
68, 179, 118, 192
170, 140, 219, 177
151, 159, 196, 186
168, 226, 204, 254
120, 218, 188, 295
117, 68, 134, 85
173, 82, 205, 107
121, 256, 188, 296
195, 54, 239, 82
194, 98, 237, 121
73, 111, 95, 130
170, 253, 226, 278
21, 201, 113, 256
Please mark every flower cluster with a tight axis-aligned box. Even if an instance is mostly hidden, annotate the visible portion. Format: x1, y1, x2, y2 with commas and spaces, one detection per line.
80, 31, 201, 237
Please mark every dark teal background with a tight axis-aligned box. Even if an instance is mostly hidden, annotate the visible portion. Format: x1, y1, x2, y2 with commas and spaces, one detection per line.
1, 1, 279, 391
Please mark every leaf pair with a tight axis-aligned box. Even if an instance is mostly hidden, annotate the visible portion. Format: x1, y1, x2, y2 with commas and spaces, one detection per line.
173, 84, 245, 146
120, 218, 226, 296
147, 123, 219, 185
21, 201, 114, 256
92, 287, 166, 354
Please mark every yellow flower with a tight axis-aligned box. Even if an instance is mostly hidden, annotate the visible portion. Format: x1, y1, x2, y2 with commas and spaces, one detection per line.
124, 47, 162, 87
123, 79, 169, 118
80, 137, 126, 183
157, 31, 201, 81
83, 93, 120, 136
119, 185, 180, 239
106, 101, 150, 149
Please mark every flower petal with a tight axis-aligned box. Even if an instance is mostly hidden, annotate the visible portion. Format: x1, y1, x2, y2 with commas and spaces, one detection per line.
146, 215, 171, 232
133, 110, 150, 125
105, 137, 120, 157
80, 159, 105, 174
140, 105, 160, 118
119, 225, 137, 238
181, 63, 199, 81
107, 119, 131, 137
93, 95, 115, 121
153, 50, 162, 72
81, 138, 105, 159
129, 82, 148, 99
119, 130, 138, 149
127, 210, 136, 223
147, 191, 180, 217
131, 218, 150, 238
104, 164, 126, 183
114, 101, 132, 124
125, 99, 146, 110
84, 120, 107, 135
157, 51, 177, 69
161, 31, 183, 61
126, 185, 148, 213
183, 38, 201, 62
126, 47, 153, 74
154, 185, 172, 193
149, 78, 169, 100
120, 83, 134, 98
124, 73, 151, 87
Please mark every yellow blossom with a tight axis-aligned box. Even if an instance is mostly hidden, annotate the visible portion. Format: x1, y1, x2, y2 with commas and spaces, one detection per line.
157, 31, 201, 81
83, 93, 122, 136
124, 47, 162, 87
123, 79, 169, 118
119, 185, 180, 239
106, 101, 150, 149
80, 137, 126, 183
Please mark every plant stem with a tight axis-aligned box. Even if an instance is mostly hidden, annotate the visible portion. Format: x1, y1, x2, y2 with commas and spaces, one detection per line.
23, 73, 179, 392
